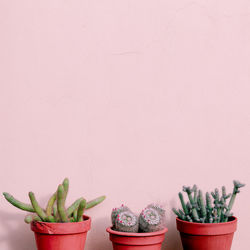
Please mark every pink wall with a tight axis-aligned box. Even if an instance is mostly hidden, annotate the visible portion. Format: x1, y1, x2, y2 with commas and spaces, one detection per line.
0, 1, 249, 249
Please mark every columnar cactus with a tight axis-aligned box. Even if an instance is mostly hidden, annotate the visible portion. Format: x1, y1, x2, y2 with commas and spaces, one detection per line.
3, 178, 106, 223
111, 204, 166, 233
173, 180, 245, 223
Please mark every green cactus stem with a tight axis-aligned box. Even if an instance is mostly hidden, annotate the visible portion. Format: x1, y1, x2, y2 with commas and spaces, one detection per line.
3, 192, 35, 212
206, 192, 212, 209
57, 185, 69, 222
86, 195, 106, 210
73, 209, 77, 221
28, 192, 47, 221
62, 178, 69, 196
211, 188, 220, 209
172, 208, 185, 220
228, 181, 245, 212
53, 203, 57, 216
77, 199, 86, 222
208, 215, 213, 223
24, 214, 34, 224
178, 192, 189, 215
67, 198, 84, 216
186, 215, 193, 222
53, 203, 61, 222
225, 180, 245, 222
222, 186, 231, 200
213, 209, 219, 223
198, 190, 206, 222
193, 185, 198, 203
205, 192, 213, 223
115, 211, 139, 233
46, 215, 56, 222
24, 214, 41, 224
139, 207, 164, 232
179, 209, 185, 218
62, 178, 69, 204
46, 193, 57, 216
186, 202, 192, 212
183, 186, 200, 222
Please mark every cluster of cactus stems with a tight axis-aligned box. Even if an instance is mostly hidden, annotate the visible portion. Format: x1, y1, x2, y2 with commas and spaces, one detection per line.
173, 180, 245, 223
111, 204, 166, 233
3, 178, 106, 224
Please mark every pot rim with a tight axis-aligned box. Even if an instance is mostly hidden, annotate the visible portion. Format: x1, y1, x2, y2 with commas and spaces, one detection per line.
31, 215, 91, 235
176, 216, 237, 226
106, 226, 168, 237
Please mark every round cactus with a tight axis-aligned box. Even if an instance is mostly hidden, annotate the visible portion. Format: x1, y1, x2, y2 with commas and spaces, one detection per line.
115, 211, 139, 233
147, 203, 165, 217
111, 204, 130, 226
139, 207, 165, 232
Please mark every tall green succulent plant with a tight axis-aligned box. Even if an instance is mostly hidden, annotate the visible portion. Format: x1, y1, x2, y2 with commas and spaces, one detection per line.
3, 178, 106, 223
173, 180, 245, 223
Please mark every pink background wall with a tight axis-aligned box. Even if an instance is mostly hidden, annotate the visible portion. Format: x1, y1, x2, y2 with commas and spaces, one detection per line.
0, 1, 250, 249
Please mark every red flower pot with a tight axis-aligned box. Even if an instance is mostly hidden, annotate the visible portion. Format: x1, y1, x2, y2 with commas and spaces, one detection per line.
31, 215, 91, 250
176, 216, 237, 250
106, 227, 168, 250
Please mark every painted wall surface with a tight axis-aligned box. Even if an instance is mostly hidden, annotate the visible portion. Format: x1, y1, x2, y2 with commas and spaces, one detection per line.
0, 1, 250, 249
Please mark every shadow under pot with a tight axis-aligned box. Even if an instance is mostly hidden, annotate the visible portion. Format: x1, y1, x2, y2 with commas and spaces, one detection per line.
31, 215, 91, 250
106, 227, 168, 250
176, 216, 237, 250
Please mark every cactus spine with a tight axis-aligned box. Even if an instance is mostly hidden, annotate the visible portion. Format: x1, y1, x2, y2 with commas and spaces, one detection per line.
3, 177, 106, 224
173, 180, 245, 223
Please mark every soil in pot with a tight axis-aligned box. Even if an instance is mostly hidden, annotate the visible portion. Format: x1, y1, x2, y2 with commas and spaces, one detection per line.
106, 227, 168, 250
31, 215, 91, 250
176, 216, 237, 250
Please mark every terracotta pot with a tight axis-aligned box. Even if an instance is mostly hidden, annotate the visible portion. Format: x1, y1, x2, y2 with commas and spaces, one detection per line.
176, 216, 237, 250
106, 227, 168, 250
31, 215, 91, 250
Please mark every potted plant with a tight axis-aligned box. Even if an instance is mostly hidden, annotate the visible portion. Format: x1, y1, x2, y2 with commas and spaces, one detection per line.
106, 204, 168, 250
3, 178, 106, 250
172, 180, 245, 250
